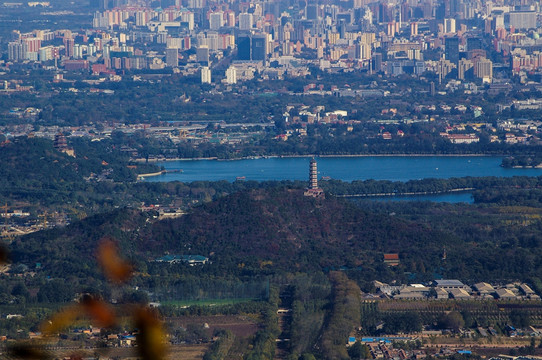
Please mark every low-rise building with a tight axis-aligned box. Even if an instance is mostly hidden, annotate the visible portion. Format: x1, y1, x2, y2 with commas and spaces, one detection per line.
444, 134, 480, 144
434, 280, 468, 290
435, 288, 449, 299
495, 288, 517, 300
449, 288, 471, 299
519, 283, 536, 296
384, 253, 400, 266
155, 254, 209, 265
395, 285, 428, 299
473, 282, 495, 295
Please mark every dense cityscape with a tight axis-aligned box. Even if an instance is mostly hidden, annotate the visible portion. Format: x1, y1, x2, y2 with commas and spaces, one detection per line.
1, 0, 541, 82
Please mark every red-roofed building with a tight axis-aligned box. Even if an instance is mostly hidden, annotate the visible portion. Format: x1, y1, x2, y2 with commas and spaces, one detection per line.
384, 253, 400, 266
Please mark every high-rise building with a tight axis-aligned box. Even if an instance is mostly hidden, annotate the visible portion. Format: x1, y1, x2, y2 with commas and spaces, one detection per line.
492, 13, 505, 31
165, 48, 178, 67
467, 37, 482, 51
445, 36, 460, 64
407, 49, 423, 61
156, 32, 168, 44
387, 22, 396, 37
209, 12, 223, 30
458, 58, 473, 80
201, 66, 211, 84
94, 38, 102, 51
187, 0, 203, 8
24, 38, 41, 53
39, 46, 54, 61
196, 32, 207, 47
507, 11, 536, 30
317, 46, 324, 59
73, 44, 83, 59
64, 37, 75, 58
88, 44, 96, 56
444, 18, 456, 33
8, 41, 25, 61
167, 37, 183, 49
183, 37, 191, 50
239, 13, 253, 30
225, 66, 237, 84
207, 32, 219, 51
218, 34, 235, 50
251, 35, 268, 61
237, 35, 252, 60
196, 46, 209, 65
225, 11, 235, 27
135, 11, 149, 26
180, 12, 194, 30
355, 43, 371, 60
306, 4, 318, 20
438, 59, 455, 82
102, 44, 111, 59
264, 2, 280, 19
337, 12, 353, 25
372, 52, 383, 72
475, 58, 492, 81
410, 22, 418, 36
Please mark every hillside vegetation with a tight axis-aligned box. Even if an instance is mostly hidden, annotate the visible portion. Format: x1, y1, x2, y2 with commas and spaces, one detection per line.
10, 186, 542, 287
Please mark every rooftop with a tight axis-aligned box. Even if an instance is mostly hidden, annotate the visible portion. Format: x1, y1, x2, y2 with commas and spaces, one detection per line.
449, 288, 471, 298
435, 279, 465, 287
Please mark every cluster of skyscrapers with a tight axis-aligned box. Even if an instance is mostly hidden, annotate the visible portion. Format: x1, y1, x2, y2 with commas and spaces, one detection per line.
4, 0, 542, 83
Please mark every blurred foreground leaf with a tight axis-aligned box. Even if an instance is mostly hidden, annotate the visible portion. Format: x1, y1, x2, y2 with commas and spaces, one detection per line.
0, 243, 9, 264
97, 237, 133, 283
80, 293, 117, 328
134, 307, 168, 360
7, 342, 52, 360
40, 306, 78, 336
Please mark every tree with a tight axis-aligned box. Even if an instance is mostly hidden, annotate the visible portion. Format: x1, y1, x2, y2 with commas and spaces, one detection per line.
510, 309, 530, 328
11, 282, 30, 301
348, 341, 371, 359
438, 311, 465, 332
37, 280, 74, 303
122, 290, 149, 305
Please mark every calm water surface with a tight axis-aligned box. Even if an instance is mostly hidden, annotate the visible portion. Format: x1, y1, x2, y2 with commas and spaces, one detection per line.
367, 192, 474, 203
145, 156, 542, 183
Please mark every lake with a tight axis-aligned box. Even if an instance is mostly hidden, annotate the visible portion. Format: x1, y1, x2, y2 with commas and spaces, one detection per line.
143, 156, 542, 183
362, 192, 474, 203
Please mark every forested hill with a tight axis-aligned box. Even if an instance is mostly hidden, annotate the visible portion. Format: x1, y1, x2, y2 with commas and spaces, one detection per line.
143, 188, 450, 272
11, 187, 542, 285
0, 137, 133, 202
0, 137, 82, 191
0, 136, 161, 212
11, 187, 449, 278
10, 209, 150, 278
